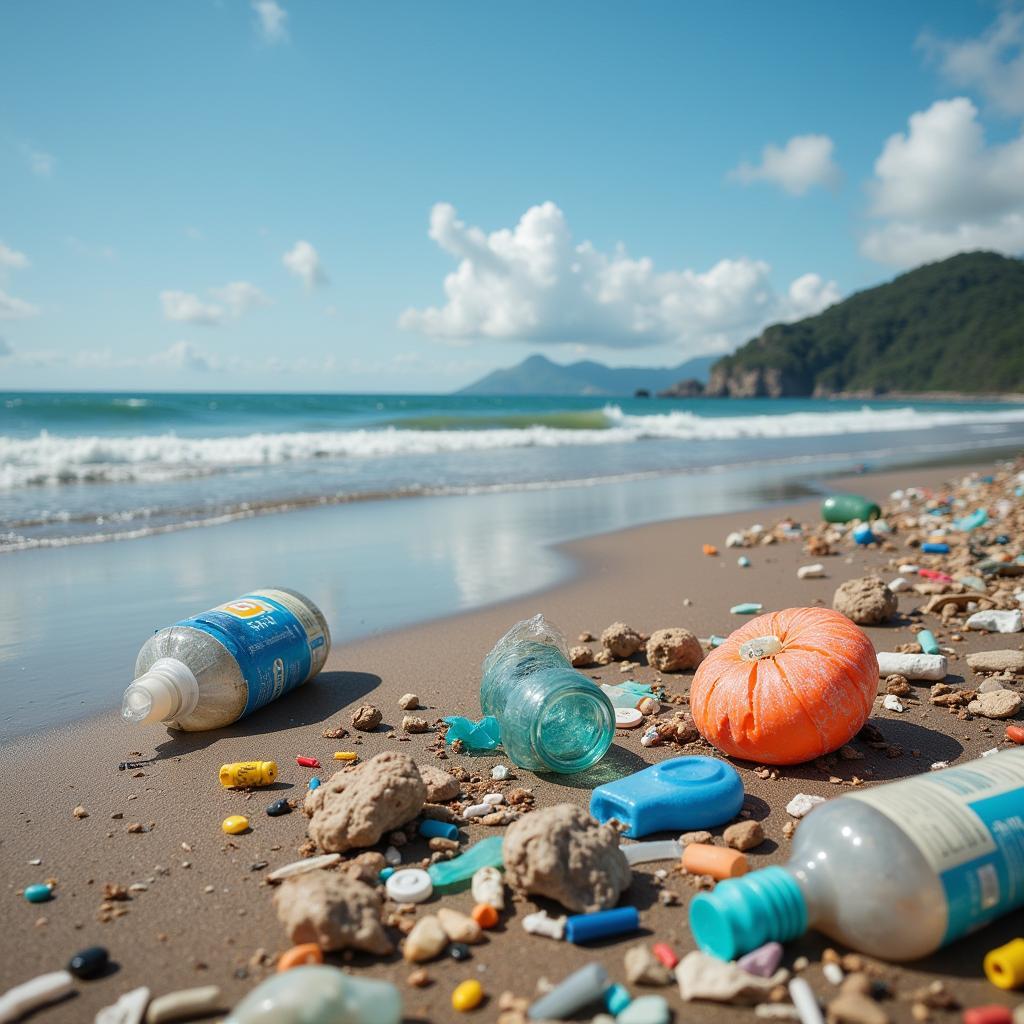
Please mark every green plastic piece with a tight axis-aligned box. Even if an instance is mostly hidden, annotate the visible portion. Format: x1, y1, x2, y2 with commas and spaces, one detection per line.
729, 603, 763, 615
821, 494, 881, 524
427, 835, 504, 889
443, 715, 501, 750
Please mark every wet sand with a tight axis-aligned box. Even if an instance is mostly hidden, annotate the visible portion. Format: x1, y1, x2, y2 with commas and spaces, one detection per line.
1, 460, 1021, 1022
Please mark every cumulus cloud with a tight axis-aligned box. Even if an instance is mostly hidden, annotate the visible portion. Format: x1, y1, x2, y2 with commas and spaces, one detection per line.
253, 0, 288, 44
862, 97, 1024, 266
0, 243, 29, 270
282, 240, 326, 289
160, 281, 269, 324
920, 8, 1024, 117
152, 340, 221, 372
19, 143, 54, 177
729, 134, 840, 196
0, 290, 39, 320
399, 202, 839, 354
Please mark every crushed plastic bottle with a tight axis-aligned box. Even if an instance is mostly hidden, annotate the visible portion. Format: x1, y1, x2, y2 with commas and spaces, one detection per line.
480, 614, 615, 773
443, 715, 502, 751
224, 965, 401, 1024
122, 589, 330, 731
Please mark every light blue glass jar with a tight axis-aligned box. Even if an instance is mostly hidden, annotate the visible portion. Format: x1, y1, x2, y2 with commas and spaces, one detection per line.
480, 614, 615, 773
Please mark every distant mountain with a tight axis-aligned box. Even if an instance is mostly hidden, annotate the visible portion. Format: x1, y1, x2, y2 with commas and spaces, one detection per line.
706, 251, 1024, 397
457, 353, 718, 396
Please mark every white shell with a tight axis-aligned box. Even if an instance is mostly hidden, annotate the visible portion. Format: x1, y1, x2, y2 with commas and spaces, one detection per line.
615, 707, 643, 729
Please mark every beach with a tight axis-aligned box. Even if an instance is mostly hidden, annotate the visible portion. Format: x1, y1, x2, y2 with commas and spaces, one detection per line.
2, 458, 1022, 1022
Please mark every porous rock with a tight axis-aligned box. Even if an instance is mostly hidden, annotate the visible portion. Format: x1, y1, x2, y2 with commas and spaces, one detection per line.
418, 764, 460, 802
273, 870, 392, 954
646, 628, 703, 672
402, 715, 431, 733
601, 622, 645, 660
351, 703, 383, 731
833, 577, 897, 626
304, 751, 426, 853
723, 820, 764, 851
967, 689, 1022, 720
967, 650, 1024, 674
826, 993, 890, 1024
569, 645, 595, 668
502, 803, 631, 913
676, 951, 788, 1003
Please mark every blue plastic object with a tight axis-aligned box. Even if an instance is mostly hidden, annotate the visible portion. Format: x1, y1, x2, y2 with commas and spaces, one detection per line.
954, 508, 988, 532
852, 523, 876, 546
565, 906, 639, 944
922, 542, 950, 554
427, 835, 504, 889
604, 983, 632, 1015
419, 819, 458, 841
589, 756, 744, 838
917, 629, 940, 655
443, 715, 502, 751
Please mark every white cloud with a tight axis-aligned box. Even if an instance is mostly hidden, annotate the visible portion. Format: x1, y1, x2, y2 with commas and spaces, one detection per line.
160, 281, 268, 324
282, 240, 326, 289
862, 97, 1024, 266
0, 290, 39, 320
152, 340, 221, 372
0, 243, 29, 270
920, 8, 1024, 117
0, 337, 11, 357
19, 143, 54, 177
729, 134, 840, 196
399, 202, 839, 354
253, 0, 288, 44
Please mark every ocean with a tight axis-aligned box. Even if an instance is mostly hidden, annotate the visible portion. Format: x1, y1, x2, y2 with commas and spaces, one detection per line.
5, 391, 1024, 551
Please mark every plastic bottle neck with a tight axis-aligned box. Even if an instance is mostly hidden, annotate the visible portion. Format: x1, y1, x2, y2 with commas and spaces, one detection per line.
121, 658, 199, 725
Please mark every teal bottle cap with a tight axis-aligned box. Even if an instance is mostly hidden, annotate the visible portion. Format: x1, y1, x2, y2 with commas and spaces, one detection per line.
689, 866, 808, 960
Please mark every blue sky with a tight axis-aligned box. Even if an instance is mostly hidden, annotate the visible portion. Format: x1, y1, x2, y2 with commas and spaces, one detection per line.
1, 1, 1023, 392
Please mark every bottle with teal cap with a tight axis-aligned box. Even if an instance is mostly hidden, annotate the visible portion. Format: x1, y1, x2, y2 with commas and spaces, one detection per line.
690, 749, 1024, 962
821, 494, 881, 524
480, 613, 615, 773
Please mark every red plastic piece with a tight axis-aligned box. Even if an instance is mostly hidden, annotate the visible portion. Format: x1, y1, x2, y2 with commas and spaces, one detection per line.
918, 569, 953, 582
296, 756, 320, 768
652, 942, 679, 968
963, 1007, 1012, 1024
1006, 725, 1024, 745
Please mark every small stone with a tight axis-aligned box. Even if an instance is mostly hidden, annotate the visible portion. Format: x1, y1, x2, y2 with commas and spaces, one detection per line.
448, 942, 472, 962
833, 577, 897, 625
95, 986, 150, 1024
786, 794, 826, 818
646, 628, 704, 672
437, 907, 483, 944
402, 715, 430, 733
838, 745, 863, 761
601, 622, 645, 659
680, 831, 714, 845
724, 820, 764, 852
624, 944, 672, 986
826, 993, 890, 1024
968, 689, 1023, 719
569, 645, 594, 667
403, 914, 448, 962
68, 945, 109, 979
73, 806, 89, 819
884, 675, 911, 696
145, 985, 222, 1024
351, 704, 383, 731
407, 968, 431, 987
638, 696, 660, 716
398, 693, 420, 710
967, 650, 1024, 673
491, 765, 510, 781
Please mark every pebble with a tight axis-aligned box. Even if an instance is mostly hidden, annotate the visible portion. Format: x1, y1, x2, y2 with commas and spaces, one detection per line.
482, 792, 504, 806
618, 995, 670, 1024
822, 962, 845, 986
882, 694, 905, 713
451, 979, 484, 1012
738, 556, 751, 568
490, 764, 509, 780
786, 794, 826, 818
222, 815, 250, 835
403, 915, 448, 962
266, 799, 291, 817
724, 820, 764, 851
437, 907, 483, 944
23, 884, 53, 903
266, 853, 341, 883
399, 693, 420, 710
68, 945, 109, 979
965, 609, 1023, 633
797, 564, 825, 579
464, 802, 492, 818
826, 992, 888, 1024
0, 970, 74, 1022
738, 941, 784, 978
969, 690, 1023, 719
384, 845, 402, 866
962, 1009, 1013, 1024
145, 985, 222, 1023
95, 986, 150, 1024
448, 942, 472, 962
789, 976, 825, 1024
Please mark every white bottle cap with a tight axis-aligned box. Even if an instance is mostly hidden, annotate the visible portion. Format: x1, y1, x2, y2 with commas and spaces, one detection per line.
121, 658, 199, 725
386, 868, 432, 904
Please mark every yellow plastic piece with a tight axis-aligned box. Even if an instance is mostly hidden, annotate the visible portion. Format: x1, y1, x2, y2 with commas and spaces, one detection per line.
219, 761, 278, 788
984, 937, 1024, 990
333, 752, 358, 761
452, 979, 484, 1012
222, 815, 250, 835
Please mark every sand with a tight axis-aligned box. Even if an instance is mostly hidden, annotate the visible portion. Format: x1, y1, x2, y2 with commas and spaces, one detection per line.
1, 460, 1022, 1022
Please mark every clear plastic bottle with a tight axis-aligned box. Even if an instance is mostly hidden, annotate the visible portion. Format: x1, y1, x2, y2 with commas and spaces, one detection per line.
690, 749, 1024, 961
480, 614, 615, 774
122, 588, 330, 731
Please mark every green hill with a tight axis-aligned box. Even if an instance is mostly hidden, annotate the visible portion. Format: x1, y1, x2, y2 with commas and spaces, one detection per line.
706, 251, 1024, 397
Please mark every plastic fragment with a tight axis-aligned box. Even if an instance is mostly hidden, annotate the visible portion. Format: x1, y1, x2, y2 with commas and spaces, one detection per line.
419, 819, 458, 841
222, 815, 249, 835
888, 576, 911, 592
333, 752, 358, 761
277, 944, 323, 972
788, 977, 824, 1024
564, 906, 640, 944
737, 941, 783, 978
0, 971, 74, 1023
983, 937, 1024, 990
296, 756, 320, 768
145, 985, 222, 1023
852, 524, 875, 546
266, 798, 291, 817
491, 764, 509, 780
682, 843, 748, 880
267, 853, 341, 883
427, 835, 503, 889
652, 943, 679, 969
617, 995, 670, 1024
604, 983, 631, 1015
616, 708, 644, 729
443, 715, 502, 751
308, 777, 321, 790
921, 542, 950, 554
963, 1008, 1013, 1024
464, 802, 492, 818
528, 963, 608, 1020
738, 556, 751, 568
676, 951, 788, 1003
95, 986, 150, 1024
219, 761, 278, 788
522, 909, 566, 940
384, 846, 402, 866
916, 630, 940, 655
386, 869, 433, 904
797, 564, 825, 579
786, 794, 826, 819
452, 979, 484, 1012
882, 694, 904, 713
621, 840, 683, 865
730, 603, 763, 615
876, 652, 948, 680
708, 635, 727, 647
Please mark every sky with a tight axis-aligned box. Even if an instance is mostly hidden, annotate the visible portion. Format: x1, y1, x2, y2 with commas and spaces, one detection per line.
1, 0, 1023, 393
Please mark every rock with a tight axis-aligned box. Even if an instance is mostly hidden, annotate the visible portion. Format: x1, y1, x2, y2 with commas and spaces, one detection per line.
502, 803, 631, 913
350, 704, 382, 731
273, 871, 392, 955
343, 851, 387, 886
968, 689, 1023, 720
833, 577, 897, 626
966, 609, 1023, 633
304, 751, 426, 853
967, 650, 1024, 674
617, 995, 671, 1024
978, 677, 1009, 693
73, 805, 89, 819
403, 915, 448, 962
882, 694, 904, 713
638, 696, 660, 716
402, 715, 431, 733
676, 951, 789, 1003
437, 907, 483, 944
723, 820, 764, 851
593, 649, 615, 666
646, 628, 704, 672
624, 944, 672, 986
398, 693, 420, 710
680, 831, 713, 845
601, 622, 645, 659
826, 993, 890, 1024
786, 794, 826, 819
418, 764, 460, 802
737, 941, 783, 978
884, 675, 911, 696
145, 986, 222, 1023
569, 645, 594, 667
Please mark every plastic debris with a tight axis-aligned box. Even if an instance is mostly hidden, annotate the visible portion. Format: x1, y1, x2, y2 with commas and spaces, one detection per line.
652, 943, 679, 969
419, 819, 458, 840
267, 853, 342, 883
604, 983, 631, 1015
738, 556, 751, 568
730, 603, 763, 615
333, 752, 358, 761
922, 542, 950, 554
821, 961, 844, 986
916, 629, 940, 655
386, 868, 433, 904
621, 839, 683, 865
23, 883, 53, 903
703, 544, 719, 557
528, 963, 608, 1020
833, 577, 896, 625
222, 815, 249, 835
267, 798, 292, 817
491, 764, 510, 780
146, 985, 222, 1023
0, 971, 74, 1023
277, 944, 324, 972
428, 835, 504, 889
452, 980, 484, 1012
821, 495, 880, 524
786, 793, 826, 818
963, 1008, 1014, 1024
95, 986, 150, 1024
219, 761, 278, 788
737, 941, 783, 978
471, 903, 499, 929
797, 564, 825, 579
681, 843, 749, 880
788, 977, 824, 1024
522, 909, 566, 940
625, 945, 673, 985
617, 995, 670, 1024
616, 707, 645, 729
876, 652, 948, 680
471, 866, 505, 909
966, 610, 1023, 633
640, 726, 661, 748
564, 906, 639, 944
443, 715, 502, 751
296, 756, 321, 768
676, 951, 788, 1003
852, 523, 875, 546
954, 508, 989, 531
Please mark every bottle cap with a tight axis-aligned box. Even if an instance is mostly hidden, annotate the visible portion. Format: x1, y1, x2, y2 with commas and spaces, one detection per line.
615, 708, 643, 729
121, 658, 198, 725
386, 868, 433, 904
689, 865, 808, 960
983, 937, 1024, 990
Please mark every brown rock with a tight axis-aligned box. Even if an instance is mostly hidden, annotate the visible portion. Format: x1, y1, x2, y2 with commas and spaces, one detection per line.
398, 693, 420, 710
601, 622, 645, 659
273, 870, 392, 954
502, 803, 630, 913
967, 650, 1024, 674
680, 831, 713, 845
436, 907, 483, 944
646, 628, 704, 672
569, 645, 594, 667
827, 993, 890, 1024
656, 711, 699, 744
403, 914, 447, 962
723, 820, 764, 851
968, 689, 1023, 719
304, 751, 426, 853
418, 764, 460, 802
351, 703, 383, 731
833, 577, 897, 626
884, 675, 911, 696
593, 649, 615, 666
402, 715, 431, 733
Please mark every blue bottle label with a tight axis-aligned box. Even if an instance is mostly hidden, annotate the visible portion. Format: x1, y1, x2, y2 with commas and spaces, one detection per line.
181, 589, 328, 719
848, 749, 1024, 943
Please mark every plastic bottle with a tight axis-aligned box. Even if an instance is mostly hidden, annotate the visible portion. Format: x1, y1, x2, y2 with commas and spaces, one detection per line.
690, 749, 1024, 962
122, 588, 330, 731
821, 494, 881, 524
224, 965, 401, 1024
480, 614, 615, 773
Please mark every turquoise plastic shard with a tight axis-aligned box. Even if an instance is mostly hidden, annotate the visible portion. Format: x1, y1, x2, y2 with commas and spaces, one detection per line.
427, 835, 504, 889
443, 715, 501, 750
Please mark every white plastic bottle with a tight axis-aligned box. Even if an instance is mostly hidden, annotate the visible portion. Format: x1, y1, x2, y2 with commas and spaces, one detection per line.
122, 588, 331, 731
690, 748, 1024, 961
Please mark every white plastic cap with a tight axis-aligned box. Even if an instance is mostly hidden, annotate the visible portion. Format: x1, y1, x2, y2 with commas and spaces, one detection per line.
121, 658, 199, 725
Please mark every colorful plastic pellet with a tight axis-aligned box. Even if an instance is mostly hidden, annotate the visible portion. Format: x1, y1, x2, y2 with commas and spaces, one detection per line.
222, 815, 249, 835
23, 884, 53, 904
983, 937, 1024, 990
471, 903, 499, 929
296, 756, 320, 768
452, 979, 484, 1012
277, 944, 323, 972
419, 819, 459, 841
308, 776, 321, 789
219, 761, 278, 788
564, 906, 639, 944
333, 752, 358, 761
682, 843, 749, 880
651, 942, 678, 969
963, 1007, 1013, 1024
